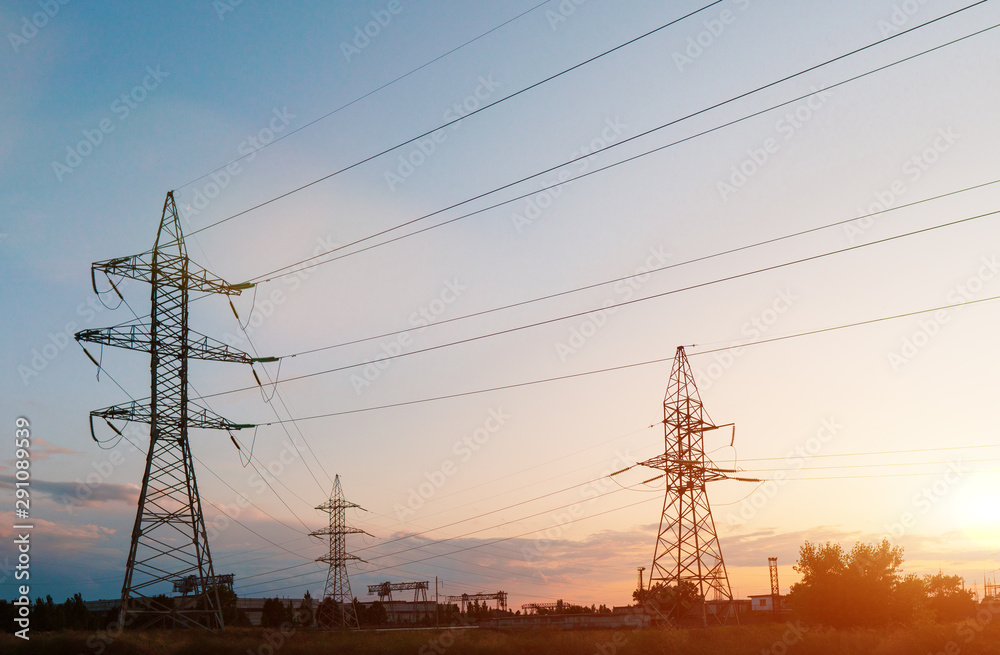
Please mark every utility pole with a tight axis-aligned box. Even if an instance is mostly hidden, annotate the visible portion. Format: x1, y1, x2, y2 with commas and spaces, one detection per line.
640, 346, 757, 627
312, 475, 368, 629
76, 191, 254, 631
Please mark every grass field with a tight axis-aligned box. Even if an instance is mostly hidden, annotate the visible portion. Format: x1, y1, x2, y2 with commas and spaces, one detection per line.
2, 619, 998, 654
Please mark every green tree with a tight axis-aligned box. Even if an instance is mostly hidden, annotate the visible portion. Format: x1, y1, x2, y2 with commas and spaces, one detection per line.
260, 597, 291, 628
636, 581, 701, 621
212, 586, 246, 627
368, 600, 387, 626
63, 593, 90, 630
297, 590, 314, 627
789, 538, 905, 627
925, 573, 976, 622
32, 596, 57, 631
892, 574, 930, 624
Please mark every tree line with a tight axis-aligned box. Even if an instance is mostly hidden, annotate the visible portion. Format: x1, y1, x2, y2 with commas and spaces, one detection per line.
789, 538, 979, 626
3, 539, 986, 633
631, 538, 983, 627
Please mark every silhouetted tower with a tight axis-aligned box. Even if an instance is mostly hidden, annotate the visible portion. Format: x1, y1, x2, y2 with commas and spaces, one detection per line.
75, 191, 253, 631
311, 475, 368, 629
641, 346, 755, 627
637, 566, 645, 595
984, 570, 999, 602
769, 557, 780, 614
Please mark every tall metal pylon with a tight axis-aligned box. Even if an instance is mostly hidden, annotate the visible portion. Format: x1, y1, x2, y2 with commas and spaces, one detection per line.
76, 191, 254, 631
769, 557, 780, 614
311, 475, 368, 629
640, 346, 756, 627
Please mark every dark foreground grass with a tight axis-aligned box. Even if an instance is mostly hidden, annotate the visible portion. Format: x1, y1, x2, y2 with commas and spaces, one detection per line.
2, 619, 998, 655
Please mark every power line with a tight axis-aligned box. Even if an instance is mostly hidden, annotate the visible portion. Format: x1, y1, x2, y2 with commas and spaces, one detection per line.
737, 458, 1000, 472
728, 443, 1000, 463
203, 440, 1000, 587
233, 456, 675, 590
197, 425, 659, 579
224, 442, 1000, 594
194, 288, 1000, 420
768, 469, 1000, 481
236, 459, 1000, 595
237, 494, 664, 594
232, 6, 991, 285
351, 472, 634, 559
269, 177, 1000, 359
174, 1, 555, 191
110, 21, 1000, 336
186, 1, 724, 238
106, 170, 1000, 375
230, 469, 654, 591
381, 425, 657, 526
76, 357, 650, 581
196, 208, 1000, 407
78, 341, 321, 546
226, 304, 335, 493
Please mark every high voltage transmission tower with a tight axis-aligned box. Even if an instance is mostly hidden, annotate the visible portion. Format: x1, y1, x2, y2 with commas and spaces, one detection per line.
75, 191, 256, 631
769, 557, 780, 615
311, 475, 368, 629
639, 346, 757, 627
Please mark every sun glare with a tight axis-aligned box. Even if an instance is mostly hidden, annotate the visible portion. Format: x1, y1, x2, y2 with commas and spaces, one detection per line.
951, 477, 1000, 541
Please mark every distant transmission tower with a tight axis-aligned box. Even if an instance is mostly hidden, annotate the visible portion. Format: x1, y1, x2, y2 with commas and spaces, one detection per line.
311, 475, 368, 629
75, 191, 254, 631
640, 346, 757, 627
769, 557, 780, 614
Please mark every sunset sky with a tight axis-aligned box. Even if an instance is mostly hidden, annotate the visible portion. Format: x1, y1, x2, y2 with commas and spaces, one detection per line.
3, 0, 1000, 612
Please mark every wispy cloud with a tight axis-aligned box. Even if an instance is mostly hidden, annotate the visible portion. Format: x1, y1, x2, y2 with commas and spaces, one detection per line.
31, 438, 83, 460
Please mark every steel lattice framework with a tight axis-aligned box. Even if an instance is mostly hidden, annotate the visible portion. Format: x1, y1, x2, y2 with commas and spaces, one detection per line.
76, 191, 252, 631
311, 475, 367, 629
446, 591, 507, 613
641, 346, 756, 627
368, 581, 429, 603
769, 557, 780, 614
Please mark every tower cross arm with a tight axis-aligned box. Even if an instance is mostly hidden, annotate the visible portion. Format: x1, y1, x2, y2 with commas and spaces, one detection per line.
92, 252, 252, 296
92, 253, 155, 286
318, 553, 366, 565
75, 325, 253, 364
309, 526, 370, 538
315, 499, 366, 513
91, 401, 253, 431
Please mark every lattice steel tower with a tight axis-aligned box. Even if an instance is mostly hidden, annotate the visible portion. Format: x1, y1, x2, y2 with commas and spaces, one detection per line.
769, 557, 780, 614
640, 346, 755, 627
311, 475, 368, 629
76, 191, 253, 631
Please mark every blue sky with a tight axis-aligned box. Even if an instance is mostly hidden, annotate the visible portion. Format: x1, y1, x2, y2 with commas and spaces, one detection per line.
3, 0, 1000, 610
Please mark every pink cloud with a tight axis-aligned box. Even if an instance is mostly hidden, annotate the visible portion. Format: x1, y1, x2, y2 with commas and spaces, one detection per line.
31, 438, 83, 461
0, 511, 117, 553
